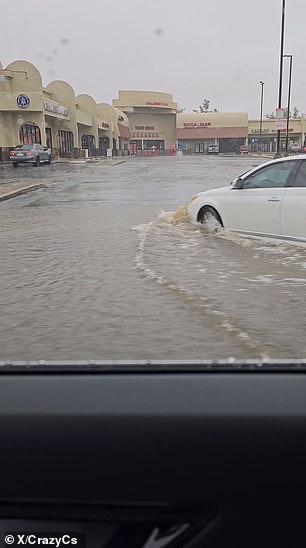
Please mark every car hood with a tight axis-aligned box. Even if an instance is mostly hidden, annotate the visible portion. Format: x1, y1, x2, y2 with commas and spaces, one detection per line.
196, 186, 233, 198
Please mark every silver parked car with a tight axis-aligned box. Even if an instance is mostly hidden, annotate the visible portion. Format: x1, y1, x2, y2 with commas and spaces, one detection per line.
9, 144, 51, 167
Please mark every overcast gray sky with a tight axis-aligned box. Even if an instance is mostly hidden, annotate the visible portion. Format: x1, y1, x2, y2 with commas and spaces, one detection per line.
0, 0, 304, 117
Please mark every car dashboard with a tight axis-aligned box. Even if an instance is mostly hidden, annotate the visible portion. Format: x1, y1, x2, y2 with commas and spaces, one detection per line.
0, 360, 306, 547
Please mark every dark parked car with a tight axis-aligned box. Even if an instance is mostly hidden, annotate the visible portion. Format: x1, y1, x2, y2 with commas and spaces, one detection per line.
9, 143, 51, 167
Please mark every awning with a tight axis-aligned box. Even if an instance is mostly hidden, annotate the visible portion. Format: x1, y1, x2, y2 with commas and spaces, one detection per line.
118, 123, 131, 139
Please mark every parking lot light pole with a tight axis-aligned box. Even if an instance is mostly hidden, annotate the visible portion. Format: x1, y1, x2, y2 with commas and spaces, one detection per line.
283, 54, 293, 152
277, 0, 286, 155
259, 81, 264, 153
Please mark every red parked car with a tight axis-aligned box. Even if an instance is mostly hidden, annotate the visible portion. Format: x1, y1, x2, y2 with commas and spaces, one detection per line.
237, 145, 249, 154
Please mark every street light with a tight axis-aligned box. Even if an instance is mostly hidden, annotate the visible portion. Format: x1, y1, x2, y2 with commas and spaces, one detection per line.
259, 81, 264, 153
283, 54, 293, 152
277, 0, 286, 155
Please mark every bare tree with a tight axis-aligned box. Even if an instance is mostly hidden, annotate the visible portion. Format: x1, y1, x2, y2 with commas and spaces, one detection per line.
192, 99, 219, 113
265, 112, 276, 119
292, 107, 300, 118
266, 107, 300, 120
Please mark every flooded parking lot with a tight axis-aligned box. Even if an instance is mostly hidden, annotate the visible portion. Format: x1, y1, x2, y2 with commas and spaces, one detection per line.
1, 155, 306, 360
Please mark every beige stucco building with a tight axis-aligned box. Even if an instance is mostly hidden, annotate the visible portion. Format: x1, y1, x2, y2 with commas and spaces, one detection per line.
176, 112, 306, 154
248, 117, 306, 152
177, 112, 248, 153
1, 58, 306, 160
112, 90, 177, 153
0, 60, 130, 161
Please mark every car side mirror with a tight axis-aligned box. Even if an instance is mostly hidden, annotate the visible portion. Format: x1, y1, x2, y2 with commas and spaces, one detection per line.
232, 177, 244, 189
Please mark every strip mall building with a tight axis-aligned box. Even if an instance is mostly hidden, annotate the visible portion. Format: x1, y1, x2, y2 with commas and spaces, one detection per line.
112, 90, 177, 153
0, 60, 130, 161
177, 112, 248, 153
1, 59, 306, 160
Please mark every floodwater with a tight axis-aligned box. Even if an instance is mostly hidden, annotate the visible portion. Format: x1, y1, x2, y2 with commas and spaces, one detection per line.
1, 155, 306, 360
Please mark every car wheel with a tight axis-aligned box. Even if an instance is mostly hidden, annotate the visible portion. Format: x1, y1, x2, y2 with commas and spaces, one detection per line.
34, 156, 40, 167
47, 156, 51, 164
12, 163, 18, 168
198, 206, 223, 228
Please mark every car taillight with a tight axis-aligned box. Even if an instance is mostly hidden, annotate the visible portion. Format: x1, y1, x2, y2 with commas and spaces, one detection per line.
26, 151, 32, 155
9, 151, 15, 156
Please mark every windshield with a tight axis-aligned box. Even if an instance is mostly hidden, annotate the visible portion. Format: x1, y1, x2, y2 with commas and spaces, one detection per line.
0, 0, 305, 364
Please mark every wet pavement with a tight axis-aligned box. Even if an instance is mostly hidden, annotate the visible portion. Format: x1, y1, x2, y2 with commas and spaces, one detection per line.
1, 155, 306, 360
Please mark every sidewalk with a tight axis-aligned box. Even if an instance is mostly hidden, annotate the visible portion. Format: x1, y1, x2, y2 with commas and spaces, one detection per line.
0, 180, 49, 202
0, 158, 126, 201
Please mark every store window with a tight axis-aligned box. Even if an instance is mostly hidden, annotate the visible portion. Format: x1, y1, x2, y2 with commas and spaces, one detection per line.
19, 123, 41, 145
195, 141, 214, 153
58, 130, 74, 158
219, 138, 245, 153
143, 140, 164, 150
81, 134, 96, 156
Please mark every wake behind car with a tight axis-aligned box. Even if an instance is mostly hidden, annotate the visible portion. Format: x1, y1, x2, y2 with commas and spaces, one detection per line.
188, 155, 306, 242
9, 144, 51, 167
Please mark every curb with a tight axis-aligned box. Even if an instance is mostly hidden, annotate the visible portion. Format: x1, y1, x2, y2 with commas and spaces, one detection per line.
0, 183, 46, 202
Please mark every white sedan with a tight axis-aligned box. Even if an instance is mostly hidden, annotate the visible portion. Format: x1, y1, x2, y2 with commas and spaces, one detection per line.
188, 155, 306, 242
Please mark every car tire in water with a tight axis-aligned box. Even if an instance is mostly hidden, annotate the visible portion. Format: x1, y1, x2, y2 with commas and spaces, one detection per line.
198, 206, 223, 228
34, 156, 40, 167
12, 163, 18, 168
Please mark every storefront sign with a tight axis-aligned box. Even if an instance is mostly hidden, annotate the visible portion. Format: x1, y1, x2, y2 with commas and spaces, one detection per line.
133, 125, 155, 130
183, 122, 212, 127
251, 127, 294, 134
251, 128, 269, 133
17, 94, 30, 109
145, 101, 169, 106
99, 121, 109, 129
272, 128, 294, 133
43, 100, 69, 117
